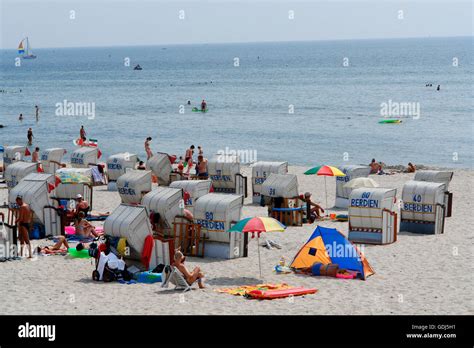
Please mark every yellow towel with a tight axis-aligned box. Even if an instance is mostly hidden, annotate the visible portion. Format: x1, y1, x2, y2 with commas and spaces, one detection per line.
117, 238, 127, 256
215, 283, 291, 296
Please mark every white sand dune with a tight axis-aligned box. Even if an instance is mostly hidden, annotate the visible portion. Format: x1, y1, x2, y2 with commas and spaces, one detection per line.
0, 166, 472, 315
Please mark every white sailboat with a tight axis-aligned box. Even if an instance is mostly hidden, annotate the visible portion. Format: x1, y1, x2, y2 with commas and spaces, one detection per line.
18, 37, 36, 59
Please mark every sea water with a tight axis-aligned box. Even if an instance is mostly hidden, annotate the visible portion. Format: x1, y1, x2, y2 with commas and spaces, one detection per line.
0, 37, 472, 167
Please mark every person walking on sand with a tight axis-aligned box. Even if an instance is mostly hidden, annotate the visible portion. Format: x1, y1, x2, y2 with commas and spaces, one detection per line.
35, 105, 39, 121
80, 125, 87, 142
27, 128, 33, 145
16, 195, 33, 258
145, 137, 153, 159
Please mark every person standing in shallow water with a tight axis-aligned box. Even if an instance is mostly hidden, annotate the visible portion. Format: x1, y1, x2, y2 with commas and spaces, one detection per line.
35, 105, 39, 121
27, 128, 33, 145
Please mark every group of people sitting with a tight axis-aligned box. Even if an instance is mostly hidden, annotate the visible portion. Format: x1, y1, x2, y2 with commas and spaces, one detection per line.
370, 159, 416, 174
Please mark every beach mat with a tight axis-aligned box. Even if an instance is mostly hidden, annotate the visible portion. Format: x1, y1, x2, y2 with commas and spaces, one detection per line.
246, 287, 317, 300
215, 283, 292, 296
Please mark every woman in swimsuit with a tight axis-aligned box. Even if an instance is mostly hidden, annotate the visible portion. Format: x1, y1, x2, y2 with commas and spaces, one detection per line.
75, 212, 98, 238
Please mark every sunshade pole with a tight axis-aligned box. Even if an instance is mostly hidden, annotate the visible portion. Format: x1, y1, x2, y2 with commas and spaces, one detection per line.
324, 176, 328, 215
257, 234, 262, 279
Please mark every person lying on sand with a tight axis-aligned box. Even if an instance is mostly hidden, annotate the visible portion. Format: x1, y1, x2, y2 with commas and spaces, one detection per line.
35, 235, 69, 254
173, 250, 205, 288
75, 212, 99, 238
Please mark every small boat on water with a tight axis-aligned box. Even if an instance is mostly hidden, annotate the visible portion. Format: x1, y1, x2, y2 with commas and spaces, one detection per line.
133, 64, 143, 70
18, 37, 36, 59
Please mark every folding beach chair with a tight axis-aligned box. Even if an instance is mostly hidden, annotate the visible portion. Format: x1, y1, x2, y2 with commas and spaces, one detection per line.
161, 266, 192, 292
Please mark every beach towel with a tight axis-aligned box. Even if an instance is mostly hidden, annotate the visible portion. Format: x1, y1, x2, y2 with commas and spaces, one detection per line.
91, 166, 105, 184
141, 235, 154, 269
63, 235, 94, 243
215, 283, 292, 296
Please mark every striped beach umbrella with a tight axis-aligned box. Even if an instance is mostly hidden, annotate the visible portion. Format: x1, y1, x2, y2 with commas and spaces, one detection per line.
229, 217, 286, 278
304, 165, 345, 212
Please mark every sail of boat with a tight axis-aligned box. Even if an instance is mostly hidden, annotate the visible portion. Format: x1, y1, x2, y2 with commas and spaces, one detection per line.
18, 37, 36, 59
18, 41, 25, 54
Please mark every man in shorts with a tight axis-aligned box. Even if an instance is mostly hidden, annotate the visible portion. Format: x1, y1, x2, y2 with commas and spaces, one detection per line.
16, 195, 33, 258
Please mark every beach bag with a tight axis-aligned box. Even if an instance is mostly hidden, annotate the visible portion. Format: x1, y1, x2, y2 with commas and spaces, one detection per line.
152, 263, 166, 273
319, 264, 339, 277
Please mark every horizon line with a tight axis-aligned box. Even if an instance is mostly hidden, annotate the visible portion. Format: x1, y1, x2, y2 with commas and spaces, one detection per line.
1, 35, 472, 51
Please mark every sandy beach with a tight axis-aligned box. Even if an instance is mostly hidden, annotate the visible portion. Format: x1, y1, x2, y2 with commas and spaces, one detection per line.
0, 165, 472, 315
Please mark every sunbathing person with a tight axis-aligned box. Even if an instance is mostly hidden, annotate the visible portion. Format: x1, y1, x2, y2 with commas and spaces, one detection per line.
296, 192, 325, 222
173, 250, 205, 288
36, 235, 69, 254
369, 159, 380, 174
73, 194, 90, 218
75, 212, 99, 238
406, 162, 416, 173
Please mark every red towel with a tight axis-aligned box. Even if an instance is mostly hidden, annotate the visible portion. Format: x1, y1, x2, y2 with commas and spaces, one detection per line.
141, 235, 154, 269
25, 147, 31, 156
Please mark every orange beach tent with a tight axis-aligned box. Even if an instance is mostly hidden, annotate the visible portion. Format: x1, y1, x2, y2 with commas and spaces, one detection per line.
291, 226, 374, 280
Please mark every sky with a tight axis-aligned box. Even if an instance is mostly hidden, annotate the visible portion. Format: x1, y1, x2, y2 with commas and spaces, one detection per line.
0, 0, 472, 49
